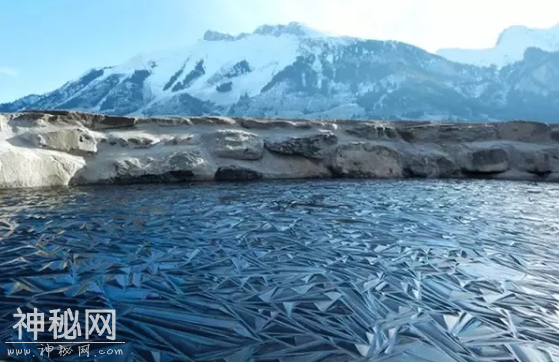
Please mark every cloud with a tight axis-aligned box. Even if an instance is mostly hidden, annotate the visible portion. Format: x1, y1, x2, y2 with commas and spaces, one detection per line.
0, 67, 19, 78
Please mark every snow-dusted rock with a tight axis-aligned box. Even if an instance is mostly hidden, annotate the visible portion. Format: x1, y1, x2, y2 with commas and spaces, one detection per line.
105, 134, 160, 148
330, 143, 404, 178
398, 124, 498, 143
202, 130, 264, 160
0, 148, 84, 188
189, 116, 237, 126
14, 111, 137, 130
240, 119, 312, 130
108, 151, 209, 184
163, 135, 196, 146
1, 111, 559, 189
24, 128, 98, 154
264, 133, 338, 159
0, 114, 9, 134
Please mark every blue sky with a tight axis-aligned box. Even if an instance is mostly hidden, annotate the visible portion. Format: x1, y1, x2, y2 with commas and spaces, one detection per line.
1, 0, 558, 103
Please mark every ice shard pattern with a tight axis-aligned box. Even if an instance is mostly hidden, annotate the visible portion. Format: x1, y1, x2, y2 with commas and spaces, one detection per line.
1, 180, 559, 361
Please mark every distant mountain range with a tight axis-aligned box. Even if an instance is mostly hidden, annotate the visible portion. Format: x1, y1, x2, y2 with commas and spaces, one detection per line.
437, 24, 559, 68
2, 22, 559, 122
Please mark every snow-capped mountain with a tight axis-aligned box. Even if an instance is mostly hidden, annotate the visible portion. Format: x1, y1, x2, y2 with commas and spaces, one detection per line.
3, 22, 559, 122
437, 23, 559, 68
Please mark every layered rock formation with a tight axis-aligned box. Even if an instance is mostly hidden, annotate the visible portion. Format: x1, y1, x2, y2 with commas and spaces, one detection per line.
1, 111, 558, 189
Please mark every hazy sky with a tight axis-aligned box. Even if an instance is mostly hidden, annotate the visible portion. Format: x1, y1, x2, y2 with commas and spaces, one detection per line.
1, 0, 558, 102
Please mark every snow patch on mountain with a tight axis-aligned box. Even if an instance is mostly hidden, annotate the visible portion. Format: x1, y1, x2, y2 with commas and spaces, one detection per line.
4, 22, 559, 122
85, 32, 308, 111
203, 22, 328, 42
437, 23, 559, 68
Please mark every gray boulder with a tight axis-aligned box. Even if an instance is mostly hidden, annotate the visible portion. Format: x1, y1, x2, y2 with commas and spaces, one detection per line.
264, 132, 338, 159
345, 124, 400, 140
406, 153, 458, 178
111, 151, 206, 183
89, 114, 136, 130
517, 150, 552, 175
398, 124, 498, 143
189, 116, 237, 126
214, 165, 263, 181
461, 147, 509, 174
330, 143, 404, 178
0, 148, 84, 188
106, 134, 160, 148
163, 135, 196, 146
202, 130, 263, 160
240, 119, 312, 130
13, 111, 136, 130
25, 128, 98, 154
496, 121, 551, 142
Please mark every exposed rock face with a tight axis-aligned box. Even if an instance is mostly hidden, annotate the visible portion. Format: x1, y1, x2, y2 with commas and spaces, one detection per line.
345, 124, 400, 140
107, 151, 207, 184
19, 111, 137, 130
264, 133, 338, 159
515, 149, 552, 175
330, 143, 404, 178
398, 124, 498, 143
24, 128, 98, 154
214, 165, 262, 181
106, 134, 160, 148
1, 111, 559, 189
496, 121, 552, 142
189, 116, 237, 126
461, 147, 510, 174
405, 153, 458, 178
202, 130, 264, 160
240, 119, 311, 130
163, 135, 196, 146
0, 148, 84, 188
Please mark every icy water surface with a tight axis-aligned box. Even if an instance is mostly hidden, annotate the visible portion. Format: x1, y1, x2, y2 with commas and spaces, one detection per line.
1, 180, 559, 361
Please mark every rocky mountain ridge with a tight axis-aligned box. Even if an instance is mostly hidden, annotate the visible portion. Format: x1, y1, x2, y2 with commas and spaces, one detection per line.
2, 22, 559, 122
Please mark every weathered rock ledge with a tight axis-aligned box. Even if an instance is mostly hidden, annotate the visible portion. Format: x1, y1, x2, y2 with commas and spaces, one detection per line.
1, 110, 559, 189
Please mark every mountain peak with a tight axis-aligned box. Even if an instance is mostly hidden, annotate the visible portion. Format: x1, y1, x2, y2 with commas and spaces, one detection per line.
495, 25, 534, 47
253, 22, 324, 38
203, 30, 237, 42
203, 22, 325, 42
4, 21, 559, 123
437, 22, 559, 68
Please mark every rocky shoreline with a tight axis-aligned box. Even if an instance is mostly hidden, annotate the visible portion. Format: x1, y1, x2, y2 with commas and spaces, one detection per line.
1, 110, 558, 189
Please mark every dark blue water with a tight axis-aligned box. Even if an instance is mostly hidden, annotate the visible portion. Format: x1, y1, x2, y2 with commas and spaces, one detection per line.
1, 180, 559, 361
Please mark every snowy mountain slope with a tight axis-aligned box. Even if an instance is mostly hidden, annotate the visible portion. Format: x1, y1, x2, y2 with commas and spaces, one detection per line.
5, 23, 346, 115
3, 22, 559, 122
437, 23, 559, 68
